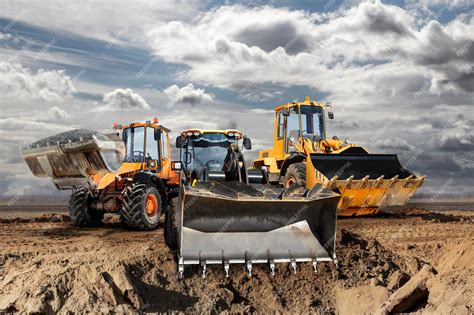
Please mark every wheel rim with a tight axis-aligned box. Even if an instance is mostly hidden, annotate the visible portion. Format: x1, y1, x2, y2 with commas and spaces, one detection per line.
145, 194, 158, 217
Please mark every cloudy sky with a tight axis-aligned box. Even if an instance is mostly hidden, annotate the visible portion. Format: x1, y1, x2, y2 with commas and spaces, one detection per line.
0, 0, 473, 198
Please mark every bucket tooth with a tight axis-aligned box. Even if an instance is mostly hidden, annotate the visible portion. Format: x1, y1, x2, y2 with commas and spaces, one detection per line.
342, 175, 354, 190
328, 176, 338, 188
200, 259, 207, 279
375, 175, 385, 187
312, 259, 318, 273
178, 257, 184, 279
246, 260, 253, 277
388, 175, 399, 187
223, 259, 230, 278
417, 176, 426, 187
361, 175, 370, 188
403, 175, 414, 187
333, 254, 338, 268
290, 258, 297, 274
269, 259, 275, 276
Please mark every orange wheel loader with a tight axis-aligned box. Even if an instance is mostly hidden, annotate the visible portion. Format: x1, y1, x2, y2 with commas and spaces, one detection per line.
20, 118, 180, 230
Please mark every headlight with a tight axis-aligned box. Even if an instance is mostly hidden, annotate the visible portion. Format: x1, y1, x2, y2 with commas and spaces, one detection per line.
228, 132, 234, 137
187, 132, 193, 136
193, 131, 200, 136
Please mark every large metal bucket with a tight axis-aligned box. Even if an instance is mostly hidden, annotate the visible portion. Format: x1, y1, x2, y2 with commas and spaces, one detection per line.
176, 181, 339, 277
20, 129, 124, 190
309, 153, 425, 216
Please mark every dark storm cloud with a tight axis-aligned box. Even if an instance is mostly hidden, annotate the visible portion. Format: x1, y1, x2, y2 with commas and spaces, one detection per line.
453, 68, 474, 92
363, 4, 411, 36
410, 152, 462, 173
438, 134, 474, 152
419, 114, 468, 130
376, 138, 413, 151
234, 21, 309, 55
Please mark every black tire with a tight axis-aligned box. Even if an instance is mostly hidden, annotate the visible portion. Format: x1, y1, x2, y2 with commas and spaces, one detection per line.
69, 188, 103, 227
120, 183, 162, 230
284, 162, 307, 188
165, 202, 179, 250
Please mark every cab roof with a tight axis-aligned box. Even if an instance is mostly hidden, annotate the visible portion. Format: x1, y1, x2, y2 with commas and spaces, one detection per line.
274, 96, 328, 112
121, 121, 170, 132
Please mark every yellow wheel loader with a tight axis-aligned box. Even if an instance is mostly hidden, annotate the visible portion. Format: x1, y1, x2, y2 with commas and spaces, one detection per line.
166, 129, 340, 278
253, 97, 425, 216
20, 118, 181, 230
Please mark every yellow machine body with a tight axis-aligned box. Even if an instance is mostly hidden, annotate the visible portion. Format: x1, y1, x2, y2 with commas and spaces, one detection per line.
253, 97, 425, 216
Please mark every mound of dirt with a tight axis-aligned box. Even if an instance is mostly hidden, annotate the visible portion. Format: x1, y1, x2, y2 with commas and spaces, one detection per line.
0, 225, 411, 313
336, 229, 413, 288
0, 209, 472, 313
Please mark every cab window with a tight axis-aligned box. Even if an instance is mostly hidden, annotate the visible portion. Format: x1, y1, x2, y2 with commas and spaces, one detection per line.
161, 130, 169, 159
277, 112, 284, 139
286, 107, 299, 153
145, 127, 159, 160
124, 126, 145, 162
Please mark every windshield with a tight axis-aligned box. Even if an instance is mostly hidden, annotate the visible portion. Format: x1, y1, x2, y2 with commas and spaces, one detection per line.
183, 133, 237, 172
300, 105, 325, 140
123, 127, 145, 162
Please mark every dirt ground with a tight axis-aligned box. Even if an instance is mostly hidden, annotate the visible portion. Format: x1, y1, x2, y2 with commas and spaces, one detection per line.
0, 205, 473, 314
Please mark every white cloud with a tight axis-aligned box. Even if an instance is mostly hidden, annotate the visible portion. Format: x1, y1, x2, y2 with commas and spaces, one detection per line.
48, 106, 69, 120
245, 108, 275, 114
102, 88, 151, 109
0, 0, 204, 44
164, 83, 214, 106
0, 61, 75, 101
148, 3, 473, 96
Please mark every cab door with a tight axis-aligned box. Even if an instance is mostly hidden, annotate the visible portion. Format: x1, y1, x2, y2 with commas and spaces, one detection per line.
144, 127, 161, 171
284, 106, 300, 154
160, 129, 171, 175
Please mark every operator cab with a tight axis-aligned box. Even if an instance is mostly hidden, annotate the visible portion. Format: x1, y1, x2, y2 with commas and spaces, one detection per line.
176, 129, 251, 182
115, 119, 171, 172
277, 97, 333, 154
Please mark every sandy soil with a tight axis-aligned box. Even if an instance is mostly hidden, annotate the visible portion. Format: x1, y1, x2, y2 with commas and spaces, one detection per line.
0, 207, 473, 314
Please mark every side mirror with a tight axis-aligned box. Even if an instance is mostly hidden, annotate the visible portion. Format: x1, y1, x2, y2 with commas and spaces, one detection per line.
175, 136, 183, 148
282, 108, 290, 117
328, 111, 334, 119
243, 136, 252, 150
154, 129, 161, 141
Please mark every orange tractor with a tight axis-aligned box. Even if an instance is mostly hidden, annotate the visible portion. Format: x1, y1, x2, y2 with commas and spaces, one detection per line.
20, 118, 180, 230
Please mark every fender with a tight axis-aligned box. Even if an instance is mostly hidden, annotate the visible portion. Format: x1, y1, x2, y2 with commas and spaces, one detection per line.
279, 153, 306, 177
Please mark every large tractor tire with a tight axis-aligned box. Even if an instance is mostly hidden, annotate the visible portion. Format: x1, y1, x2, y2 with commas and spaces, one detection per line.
120, 183, 162, 230
165, 202, 179, 250
284, 162, 307, 188
69, 188, 103, 227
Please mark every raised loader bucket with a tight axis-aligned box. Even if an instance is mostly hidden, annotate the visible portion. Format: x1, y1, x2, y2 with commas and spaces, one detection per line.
176, 181, 339, 278
309, 153, 425, 216
20, 129, 124, 190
